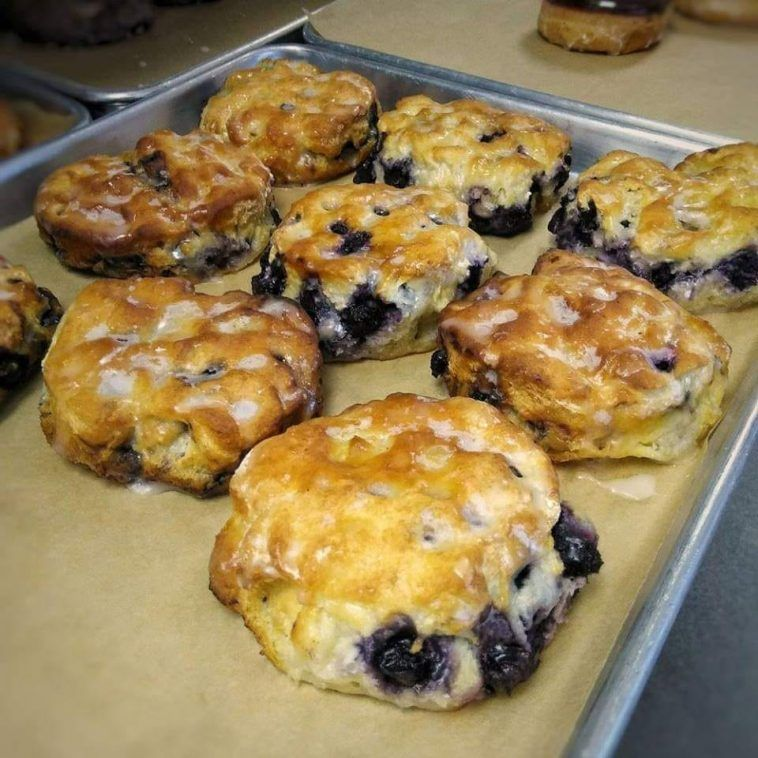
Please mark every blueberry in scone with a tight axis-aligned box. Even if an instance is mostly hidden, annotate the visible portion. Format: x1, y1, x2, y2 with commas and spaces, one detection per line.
40, 277, 321, 496
210, 394, 601, 710
434, 250, 730, 462
0, 257, 62, 404
252, 184, 496, 361
34, 129, 276, 281
353, 95, 571, 237
549, 143, 758, 311
200, 58, 380, 185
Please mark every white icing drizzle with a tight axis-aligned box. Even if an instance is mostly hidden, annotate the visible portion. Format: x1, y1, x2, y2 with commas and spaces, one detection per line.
577, 471, 657, 501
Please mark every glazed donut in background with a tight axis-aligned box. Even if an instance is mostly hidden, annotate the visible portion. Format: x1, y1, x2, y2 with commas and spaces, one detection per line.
433, 251, 730, 462
252, 183, 496, 361
34, 129, 277, 281
200, 59, 380, 185
210, 394, 602, 710
353, 95, 571, 237
40, 278, 322, 497
537, 0, 672, 55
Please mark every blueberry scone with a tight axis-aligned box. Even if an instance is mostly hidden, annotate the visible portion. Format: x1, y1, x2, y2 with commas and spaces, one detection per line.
0, 257, 62, 404
549, 143, 758, 311
34, 129, 276, 280
252, 184, 496, 361
40, 278, 321, 496
210, 394, 602, 710
200, 59, 380, 185
353, 95, 571, 237
433, 251, 730, 462
0, 99, 23, 160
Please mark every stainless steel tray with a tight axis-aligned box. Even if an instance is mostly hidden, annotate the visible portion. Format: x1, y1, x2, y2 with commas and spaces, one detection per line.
2, 42, 756, 758
0, 0, 325, 106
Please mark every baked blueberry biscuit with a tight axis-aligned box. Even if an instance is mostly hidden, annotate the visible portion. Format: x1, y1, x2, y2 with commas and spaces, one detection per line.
434, 251, 730, 462
353, 95, 571, 237
210, 394, 601, 710
0, 99, 23, 160
34, 129, 276, 280
0, 257, 62, 404
4, 0, 154, 46
200, 59, 380, 185
252, 184, 496, 361
549, 143, 758, 311
40, 278, 321, 496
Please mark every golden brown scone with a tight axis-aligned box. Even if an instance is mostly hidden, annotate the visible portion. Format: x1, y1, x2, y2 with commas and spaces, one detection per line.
675, 0, 758, 24
34, 129, 276, 280
40, 278, 321, 497
549, 143, 758, 311
353, 95, 571, 237
0, 256, 62, 403
252, 184, 496, 361
210, 394, 601, 710
200, 59, 380, 185
433, 251, 730, 462
0, 99, 23, 159
538, 1, 672, 55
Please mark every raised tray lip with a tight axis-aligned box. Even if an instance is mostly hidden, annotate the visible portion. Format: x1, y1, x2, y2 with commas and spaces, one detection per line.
2, 42, 757, 755
0, 67, 91, 171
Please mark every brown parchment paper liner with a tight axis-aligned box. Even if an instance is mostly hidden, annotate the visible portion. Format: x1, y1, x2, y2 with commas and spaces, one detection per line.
4, 98, 77, 151
309, 0, 758, 140
0, 176, 755, 756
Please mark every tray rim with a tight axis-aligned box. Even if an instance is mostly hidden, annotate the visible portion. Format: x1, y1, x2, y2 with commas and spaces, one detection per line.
3, 40, 757, 756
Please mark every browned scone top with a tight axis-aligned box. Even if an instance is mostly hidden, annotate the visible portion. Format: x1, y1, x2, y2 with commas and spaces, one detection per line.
40, 278, 321, 496
34, 129, 276, 280
436, 251, 730, 462
200, 58, 380, 185
0, 256, 62, 403
0, 99, 23, 159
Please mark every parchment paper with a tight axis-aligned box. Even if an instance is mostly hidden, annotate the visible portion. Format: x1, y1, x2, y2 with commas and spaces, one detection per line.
310, 0, 758, 140
4, 98, 77, 151
0, 171, 755, 756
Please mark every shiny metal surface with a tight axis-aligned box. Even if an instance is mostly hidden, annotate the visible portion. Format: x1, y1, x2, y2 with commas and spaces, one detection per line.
0, 43, 753, 756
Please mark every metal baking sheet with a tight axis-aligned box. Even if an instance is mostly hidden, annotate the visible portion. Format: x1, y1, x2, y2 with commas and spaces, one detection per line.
0, 0, 326, 105
0, 43, 755, 758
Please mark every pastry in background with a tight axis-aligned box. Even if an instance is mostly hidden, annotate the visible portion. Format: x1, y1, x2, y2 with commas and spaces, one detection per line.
34, 129, 277, 280
353, 95, 571, 237
40, 278, 321, 497
549, 143, 758, 311
210, 394, 602, 710
538, 0, 672, 55
200, 59, 380, 185
0, 99, 23, 159
252, 184, 496, 361
675, 0, 758, 24
3, 0, 154, 46
433, 251, 730, 462
0, 257, 62, 404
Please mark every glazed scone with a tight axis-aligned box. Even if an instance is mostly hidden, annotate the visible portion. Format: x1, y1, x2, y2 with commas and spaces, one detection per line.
40, 278, 321, 496
34, 129, 276, 280
0, 257, 62, 403
0, 99, 23, 159
549, 143, 758, 311
252, 184, 496, 361
433, 251, 730, 462
353, 95, 571, 236
210, 394, 602, 710
538, 0, 672, 55
200, 59, 380, 185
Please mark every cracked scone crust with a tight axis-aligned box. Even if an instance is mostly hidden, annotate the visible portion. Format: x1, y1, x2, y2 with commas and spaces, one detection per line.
34, 129, 276, 280
200, 59, 380, 185
40, 278, 321, 496
353, 95, 571, 236
0, 257, 62, 403
549, 143, 758, 311
210, 394, 601, 710
433, 251, 730, 462
252, 184, 496, 361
